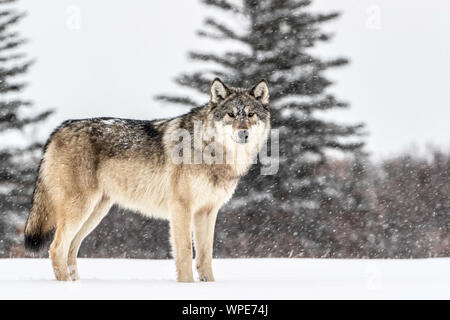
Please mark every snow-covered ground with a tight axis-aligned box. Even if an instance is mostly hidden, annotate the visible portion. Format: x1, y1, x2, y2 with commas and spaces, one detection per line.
1, 258, 449, 299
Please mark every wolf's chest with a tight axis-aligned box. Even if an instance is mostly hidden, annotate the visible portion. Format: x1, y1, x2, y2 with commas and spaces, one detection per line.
189, 174, 238, 211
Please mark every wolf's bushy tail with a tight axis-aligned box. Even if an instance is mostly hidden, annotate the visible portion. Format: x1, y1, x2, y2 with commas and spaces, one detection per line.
24, 174, 55, 252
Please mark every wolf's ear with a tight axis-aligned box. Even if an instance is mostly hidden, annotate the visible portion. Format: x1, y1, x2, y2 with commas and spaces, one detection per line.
210, 78, 230, 104
250, 79, 269, 106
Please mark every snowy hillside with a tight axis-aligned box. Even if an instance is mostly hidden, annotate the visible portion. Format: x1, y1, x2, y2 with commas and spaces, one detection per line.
1, 258, 449, 299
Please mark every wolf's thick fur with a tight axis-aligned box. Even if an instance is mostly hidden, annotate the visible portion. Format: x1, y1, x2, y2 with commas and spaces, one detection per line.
24, 79, 270, 282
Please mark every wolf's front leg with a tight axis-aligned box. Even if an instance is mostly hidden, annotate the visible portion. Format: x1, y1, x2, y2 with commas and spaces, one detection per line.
169, 202, 194, 282
193, 206, 219, 282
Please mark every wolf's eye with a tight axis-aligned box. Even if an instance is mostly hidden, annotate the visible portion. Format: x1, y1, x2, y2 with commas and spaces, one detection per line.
228, 112, 235, 118
248, 113, 255, 118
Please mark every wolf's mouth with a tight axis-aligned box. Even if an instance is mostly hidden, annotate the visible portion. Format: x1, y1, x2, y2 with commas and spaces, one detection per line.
231, 129, 249, 144
231, 135, 249, 144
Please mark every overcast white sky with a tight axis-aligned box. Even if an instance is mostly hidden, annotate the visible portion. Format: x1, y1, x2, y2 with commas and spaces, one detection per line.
14, 0, 450, 157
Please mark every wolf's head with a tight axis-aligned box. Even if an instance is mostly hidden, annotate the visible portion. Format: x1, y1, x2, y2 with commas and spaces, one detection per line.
209, 78, 270, 146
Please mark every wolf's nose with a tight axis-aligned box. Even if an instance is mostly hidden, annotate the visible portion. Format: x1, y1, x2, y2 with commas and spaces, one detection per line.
238, 130, 249, 142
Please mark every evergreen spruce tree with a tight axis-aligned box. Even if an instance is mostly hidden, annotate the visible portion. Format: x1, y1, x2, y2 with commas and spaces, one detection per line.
0, 0, 51, 256
158, 0, 365, 256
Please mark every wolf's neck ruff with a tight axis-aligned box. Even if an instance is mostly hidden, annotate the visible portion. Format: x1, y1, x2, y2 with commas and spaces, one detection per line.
177, 111, 268, 178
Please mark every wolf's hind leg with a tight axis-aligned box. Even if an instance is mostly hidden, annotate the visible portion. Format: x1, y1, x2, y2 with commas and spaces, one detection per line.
49, 195, 99, 281
68, 195, 112, 281
50, 221, 83, 281
169, 201, 194, 282
193, 206, 219, 282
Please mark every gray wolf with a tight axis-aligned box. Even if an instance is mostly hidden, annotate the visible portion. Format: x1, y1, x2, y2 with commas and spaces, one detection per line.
24, 78, 270, 282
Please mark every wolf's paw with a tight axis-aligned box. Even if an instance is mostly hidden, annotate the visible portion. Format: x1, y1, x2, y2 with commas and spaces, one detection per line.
196, 264, 215, 282
199, 275, 215, 282
197, 268, 215, 282
68, 265, 80, 281
55, 275, 72, 281
52, 266, 72, 281
70, 272, 80, 281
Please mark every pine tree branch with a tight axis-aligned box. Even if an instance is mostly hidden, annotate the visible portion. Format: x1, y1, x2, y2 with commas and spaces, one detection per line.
154, 95, 199, 107
260, 54, 319, 71
0, 100, 31, 123
0, 12, 25, 33
278, 95, 349, 112
198, 18, 245, 42
189, 51, 251, 70
322, 57, 349, 68
0, 9, 15, 17
269, 74, 333, 100
0, 31, 18, 42
0, 60, 32, 78
0, 38, 26, 51
0, 99, 31, 109
0, 53, 24, 61
0, 81, 25, 93
174, 72, 228, 91
0, 0, 18, 5
324, 140, 365, 151
201, 0, 243, 14
0, 109, 53, 131
285, 0, 311, 11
